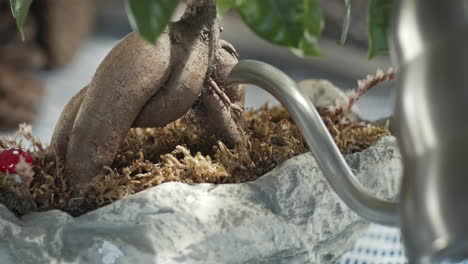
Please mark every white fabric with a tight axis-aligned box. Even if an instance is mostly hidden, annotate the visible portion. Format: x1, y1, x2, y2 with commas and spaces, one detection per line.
339, 225, 468, 264
339, 225, 407, 264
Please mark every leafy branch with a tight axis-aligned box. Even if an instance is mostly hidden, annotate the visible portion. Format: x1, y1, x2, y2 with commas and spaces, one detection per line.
8, 0, 392, 59
368, 0, 392, 59
9, 0, 32, 40
337, 0, 351, 45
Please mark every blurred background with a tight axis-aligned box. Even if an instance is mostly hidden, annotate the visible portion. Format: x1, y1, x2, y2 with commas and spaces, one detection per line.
0, 0, 394, 143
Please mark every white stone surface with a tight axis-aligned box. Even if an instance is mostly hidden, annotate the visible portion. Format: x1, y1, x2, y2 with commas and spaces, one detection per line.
0, 137, 401, 264
299, 78, 361, 120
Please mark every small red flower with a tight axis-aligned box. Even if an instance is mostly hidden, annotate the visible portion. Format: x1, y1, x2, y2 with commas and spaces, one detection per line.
0, 148, 33, 174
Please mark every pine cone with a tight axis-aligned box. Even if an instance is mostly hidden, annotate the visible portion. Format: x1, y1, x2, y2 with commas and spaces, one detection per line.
0, 64, 44, 130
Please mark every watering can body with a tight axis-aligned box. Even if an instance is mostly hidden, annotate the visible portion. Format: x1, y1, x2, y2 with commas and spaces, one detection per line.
393, 0, 468, 262
226, 0, 468, 262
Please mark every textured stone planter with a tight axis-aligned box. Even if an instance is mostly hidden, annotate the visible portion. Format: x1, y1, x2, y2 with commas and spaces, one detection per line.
0, 136, 401, 264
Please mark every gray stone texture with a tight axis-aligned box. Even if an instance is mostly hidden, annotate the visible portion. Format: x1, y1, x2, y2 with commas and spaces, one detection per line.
299, 79, 361, 121
0, 137, 401, 264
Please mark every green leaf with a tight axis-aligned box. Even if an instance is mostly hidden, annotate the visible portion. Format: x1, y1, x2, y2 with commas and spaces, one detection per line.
337, 0, 351, 45
9, 0, 33, 41
236, 0, 324, 57
304, 0, 323, 37
290, 33, 322, 58
127, 0, 181, 44
368, 0, 391, 59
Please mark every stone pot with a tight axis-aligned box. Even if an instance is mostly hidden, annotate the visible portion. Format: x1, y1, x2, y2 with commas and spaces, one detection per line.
0, 136, 401, 264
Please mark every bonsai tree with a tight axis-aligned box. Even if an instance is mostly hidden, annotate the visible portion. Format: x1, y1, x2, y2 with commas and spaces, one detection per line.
8, 0, 392, 196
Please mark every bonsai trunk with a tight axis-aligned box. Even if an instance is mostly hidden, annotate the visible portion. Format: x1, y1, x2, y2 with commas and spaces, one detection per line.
49, 0, 245, 195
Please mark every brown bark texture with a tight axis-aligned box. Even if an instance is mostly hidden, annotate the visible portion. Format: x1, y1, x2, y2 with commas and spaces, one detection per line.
48, 1, 246, 195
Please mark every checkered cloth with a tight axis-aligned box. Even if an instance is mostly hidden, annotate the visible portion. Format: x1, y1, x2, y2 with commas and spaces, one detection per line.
338, 225, 468, 264
338, 225, 406, 264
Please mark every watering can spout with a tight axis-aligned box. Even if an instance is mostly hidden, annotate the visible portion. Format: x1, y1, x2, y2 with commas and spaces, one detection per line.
226, 60, 400, 226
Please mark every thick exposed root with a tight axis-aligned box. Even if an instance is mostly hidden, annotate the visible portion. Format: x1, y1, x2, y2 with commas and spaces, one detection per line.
197, 87, 242, 147
49, 1, 248, 194
49, 86, 88, 160
208, 79, 243, 113
131, 21, 214, 127
65, 32, 173, 190
191, 39, 246, 147
213, 47, 245, 106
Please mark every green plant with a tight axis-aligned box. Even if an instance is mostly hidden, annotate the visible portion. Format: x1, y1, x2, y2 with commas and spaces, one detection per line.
5, 0, 393, 196
10, 0, 392, 59
8, 0, 32, 40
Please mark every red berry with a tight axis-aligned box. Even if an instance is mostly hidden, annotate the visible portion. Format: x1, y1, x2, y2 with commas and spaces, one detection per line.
0, 148, 33, 174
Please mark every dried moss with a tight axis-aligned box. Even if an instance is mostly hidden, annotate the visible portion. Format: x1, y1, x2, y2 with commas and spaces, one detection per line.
0, 104, 390, 217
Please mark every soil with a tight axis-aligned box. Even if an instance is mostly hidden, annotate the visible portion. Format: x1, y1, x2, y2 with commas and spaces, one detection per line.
0, 104, 390, 217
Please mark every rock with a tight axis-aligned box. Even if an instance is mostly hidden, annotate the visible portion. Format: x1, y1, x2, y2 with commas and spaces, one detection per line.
0, 137, 401, 264
299, 79, 360, 121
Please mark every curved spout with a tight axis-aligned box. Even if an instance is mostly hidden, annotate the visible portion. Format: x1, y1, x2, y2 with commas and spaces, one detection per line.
226, 60, 399, 226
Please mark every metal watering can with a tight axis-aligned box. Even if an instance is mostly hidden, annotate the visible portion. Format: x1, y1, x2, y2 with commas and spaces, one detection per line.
226, 0, 468, 262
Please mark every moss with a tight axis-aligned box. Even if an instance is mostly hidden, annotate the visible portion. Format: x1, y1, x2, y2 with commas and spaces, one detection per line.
0, 104, 390, 217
